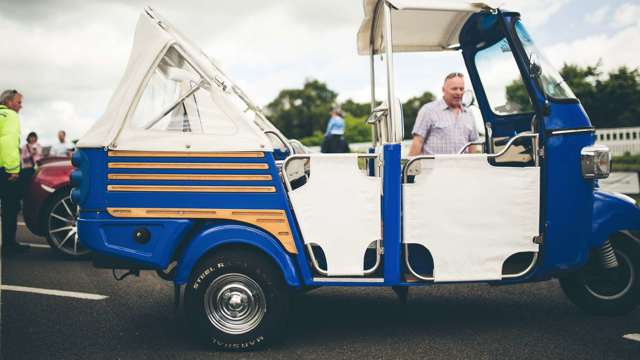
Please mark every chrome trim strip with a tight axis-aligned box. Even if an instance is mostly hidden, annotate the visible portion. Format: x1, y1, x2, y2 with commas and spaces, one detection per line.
548, 128, 595, 136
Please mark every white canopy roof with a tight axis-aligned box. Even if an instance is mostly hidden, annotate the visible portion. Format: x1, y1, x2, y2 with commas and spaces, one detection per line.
357, 0, 494, 55
78, 8, 273, 152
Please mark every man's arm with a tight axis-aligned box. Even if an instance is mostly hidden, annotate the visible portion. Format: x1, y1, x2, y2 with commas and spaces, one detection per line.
409, 105, 431, 157
408, 135, 425, 157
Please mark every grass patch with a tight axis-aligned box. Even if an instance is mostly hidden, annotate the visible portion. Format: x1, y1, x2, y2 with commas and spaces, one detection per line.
612, 153, 640, 172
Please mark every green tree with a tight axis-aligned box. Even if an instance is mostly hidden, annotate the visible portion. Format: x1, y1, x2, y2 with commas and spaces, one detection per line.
505, 80, 533, 112
402, 91, 435, 139
342, 99, 371, 118
590, 66, 640, 128
344, 115, 371, 144
505, 63, 640, 128
266, 79, 337, 139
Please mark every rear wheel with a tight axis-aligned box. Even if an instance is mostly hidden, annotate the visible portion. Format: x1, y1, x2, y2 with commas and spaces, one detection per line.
44, 190, 90, 258
559, 235, 640, 315
185, 249, 290, 350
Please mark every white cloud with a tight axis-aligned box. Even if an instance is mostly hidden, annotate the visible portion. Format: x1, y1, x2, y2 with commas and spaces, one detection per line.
585, 5, 611, 25
613, 3, 640, 28
544, 22, 640, 72
501, 0, 572, 28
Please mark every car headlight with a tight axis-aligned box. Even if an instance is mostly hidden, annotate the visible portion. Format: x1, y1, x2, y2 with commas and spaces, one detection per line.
581, 144, 611, 180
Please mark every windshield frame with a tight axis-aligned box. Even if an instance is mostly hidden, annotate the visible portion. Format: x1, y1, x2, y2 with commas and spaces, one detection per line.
512, 20, 578, 104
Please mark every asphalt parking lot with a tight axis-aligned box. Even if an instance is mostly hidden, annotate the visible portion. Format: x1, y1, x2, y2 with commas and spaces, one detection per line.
2, 222, 640, 359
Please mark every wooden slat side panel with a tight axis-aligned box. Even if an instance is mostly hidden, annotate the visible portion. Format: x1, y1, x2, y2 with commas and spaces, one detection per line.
107, 207, 297, 253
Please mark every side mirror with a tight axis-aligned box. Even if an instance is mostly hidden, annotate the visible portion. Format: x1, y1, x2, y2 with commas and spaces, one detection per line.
529, 52, 542, 79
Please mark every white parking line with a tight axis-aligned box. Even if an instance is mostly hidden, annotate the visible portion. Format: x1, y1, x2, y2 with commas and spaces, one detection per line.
623, 333, 640, 342
1, 285, 108, 300
17, 221, 26, 226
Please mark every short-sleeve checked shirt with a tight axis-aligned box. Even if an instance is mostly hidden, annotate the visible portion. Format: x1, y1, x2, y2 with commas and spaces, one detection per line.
412, 98, 479, 155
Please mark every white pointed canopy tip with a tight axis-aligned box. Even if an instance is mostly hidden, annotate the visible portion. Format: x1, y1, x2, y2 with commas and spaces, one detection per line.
78, 7, 273, 152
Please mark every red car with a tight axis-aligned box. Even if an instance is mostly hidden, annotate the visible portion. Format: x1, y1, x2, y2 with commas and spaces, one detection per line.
22, 158, 89, 258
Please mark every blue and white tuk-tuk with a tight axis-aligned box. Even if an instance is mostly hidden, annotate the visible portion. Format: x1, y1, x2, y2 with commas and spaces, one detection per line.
73, 1, 640, 350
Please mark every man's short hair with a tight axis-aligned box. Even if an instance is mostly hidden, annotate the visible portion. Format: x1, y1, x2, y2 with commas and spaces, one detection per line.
0, 89, 21, 106
59, 130, 66, 136
444, 72, 464, 84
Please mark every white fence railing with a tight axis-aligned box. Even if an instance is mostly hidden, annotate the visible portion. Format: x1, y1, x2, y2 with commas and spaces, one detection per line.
595, 127, 640, 156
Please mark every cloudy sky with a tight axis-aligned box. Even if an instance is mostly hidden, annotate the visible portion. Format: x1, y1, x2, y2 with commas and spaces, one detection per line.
2, 0, 639, 145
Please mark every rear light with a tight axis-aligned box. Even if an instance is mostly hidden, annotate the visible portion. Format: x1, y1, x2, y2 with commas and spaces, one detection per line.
581, 144, 610, 180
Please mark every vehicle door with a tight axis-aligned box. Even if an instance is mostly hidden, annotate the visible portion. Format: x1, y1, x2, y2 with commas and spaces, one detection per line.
402, 17, 541, 282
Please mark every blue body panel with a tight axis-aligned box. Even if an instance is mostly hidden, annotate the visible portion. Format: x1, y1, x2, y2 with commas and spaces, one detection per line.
78, 217, 193, 268
538, 103, 595, 273
75, 148, 307, 286
173, 224, 301, 287
382, 144, 402, 284
592, 191, 640, 245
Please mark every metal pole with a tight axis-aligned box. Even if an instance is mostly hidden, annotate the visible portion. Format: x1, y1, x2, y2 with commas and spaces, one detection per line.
369, 1, 383, 148
383, 2, 398, 144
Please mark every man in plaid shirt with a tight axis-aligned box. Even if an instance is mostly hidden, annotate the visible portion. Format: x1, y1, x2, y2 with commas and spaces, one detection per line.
408, 73, 479, 156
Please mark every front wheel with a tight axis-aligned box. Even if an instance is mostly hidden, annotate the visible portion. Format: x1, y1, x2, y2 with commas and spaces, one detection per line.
184, 249, 291, 350
559, 235, 640, 315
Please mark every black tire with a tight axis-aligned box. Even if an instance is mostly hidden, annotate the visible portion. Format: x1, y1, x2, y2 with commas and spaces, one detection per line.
559, 235, 640, 316
184, 249, 291, 351
43, 189, 90, 259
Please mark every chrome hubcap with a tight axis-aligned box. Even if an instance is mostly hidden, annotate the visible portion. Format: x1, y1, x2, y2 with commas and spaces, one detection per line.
204, 273, 266, 335
47, 195, 89, 256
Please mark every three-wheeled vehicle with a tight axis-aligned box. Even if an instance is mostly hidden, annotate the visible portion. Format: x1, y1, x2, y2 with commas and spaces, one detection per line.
73, 1, 640, 350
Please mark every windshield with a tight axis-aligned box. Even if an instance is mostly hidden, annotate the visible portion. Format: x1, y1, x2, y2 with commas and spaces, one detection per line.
475, 36, 533, 115
515, 21, 576, 101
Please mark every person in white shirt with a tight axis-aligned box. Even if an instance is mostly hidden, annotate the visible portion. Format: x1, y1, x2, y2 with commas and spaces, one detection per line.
49, 130, 71, 157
